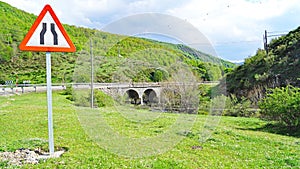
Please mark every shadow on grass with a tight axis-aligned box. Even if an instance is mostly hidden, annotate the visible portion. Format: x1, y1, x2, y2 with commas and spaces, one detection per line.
238, 123, 300, 138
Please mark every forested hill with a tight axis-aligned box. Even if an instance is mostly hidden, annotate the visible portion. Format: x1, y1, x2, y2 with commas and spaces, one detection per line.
0, 1, 234, 84
225, 26, 300, 103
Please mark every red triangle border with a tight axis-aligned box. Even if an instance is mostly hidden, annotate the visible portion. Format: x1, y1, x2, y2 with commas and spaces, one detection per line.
19, 4, 76, 52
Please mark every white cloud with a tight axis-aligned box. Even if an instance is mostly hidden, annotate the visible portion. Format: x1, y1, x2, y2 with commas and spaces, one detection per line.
167, 0, 299, 40
2, 0, 44, 14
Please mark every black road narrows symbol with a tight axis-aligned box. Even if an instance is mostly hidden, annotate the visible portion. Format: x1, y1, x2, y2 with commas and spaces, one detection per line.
51, 23, 58, 45
40, 23, 47, 45
39, 23, 58, 45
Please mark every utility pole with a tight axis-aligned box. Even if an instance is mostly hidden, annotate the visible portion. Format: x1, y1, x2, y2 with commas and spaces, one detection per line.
263, 30, 288, 55
263, 30, 268, 55
90, 39, 94, 108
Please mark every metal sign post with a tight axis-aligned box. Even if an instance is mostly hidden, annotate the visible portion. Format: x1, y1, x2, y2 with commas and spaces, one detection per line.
46, 52, 54, 155
19, 4, 76, 156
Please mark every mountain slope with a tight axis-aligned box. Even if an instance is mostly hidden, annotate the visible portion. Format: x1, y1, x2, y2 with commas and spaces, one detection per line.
224, 27, 300, 103
0, 2, 233, 84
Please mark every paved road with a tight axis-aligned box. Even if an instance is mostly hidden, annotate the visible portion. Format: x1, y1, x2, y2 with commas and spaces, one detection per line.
0, 83, 151, 96
0, 85, 66, 96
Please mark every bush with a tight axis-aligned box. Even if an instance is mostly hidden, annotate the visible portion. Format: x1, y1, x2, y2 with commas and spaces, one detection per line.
198, 84, 212, 115
203, 94, 256, 117
61, 85, 73, 96
94, 90, 114, 107
223, 95, 256, 117
259, 86, 300, 127
73, 90, 90, 107
199, 95, 258, 117
72, 89, 114, 108
61, 85, 75, 101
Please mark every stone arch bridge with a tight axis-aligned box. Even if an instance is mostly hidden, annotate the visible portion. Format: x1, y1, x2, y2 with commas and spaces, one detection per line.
73, 82, 218, 106
96, 83, 162, 105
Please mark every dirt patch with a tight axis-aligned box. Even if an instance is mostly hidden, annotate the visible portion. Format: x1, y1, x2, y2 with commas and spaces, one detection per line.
0, 148, 65, 166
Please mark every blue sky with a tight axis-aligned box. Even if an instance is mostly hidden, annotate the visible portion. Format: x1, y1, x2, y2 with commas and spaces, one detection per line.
2, 0, 300, 62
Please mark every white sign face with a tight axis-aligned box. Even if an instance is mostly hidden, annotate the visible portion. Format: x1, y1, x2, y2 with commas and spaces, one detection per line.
19, 4, 76, 52
26, 12, 70, 48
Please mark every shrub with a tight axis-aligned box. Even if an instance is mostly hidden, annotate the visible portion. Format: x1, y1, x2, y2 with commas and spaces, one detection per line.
223, 95, 256, 117
204, 94, 256, 117
72, 89, 114, 108
198, 84, 212, 115
73, 90, 90, 107
259, 86, 300, 127
94, 90, 114, 107
61, 85, 73, 96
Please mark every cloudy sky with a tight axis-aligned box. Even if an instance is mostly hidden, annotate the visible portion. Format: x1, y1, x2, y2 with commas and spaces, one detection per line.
2, 0, 300, 62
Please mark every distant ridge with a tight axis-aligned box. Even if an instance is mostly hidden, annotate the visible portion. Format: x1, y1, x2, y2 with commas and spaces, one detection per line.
0, 1, 234, 84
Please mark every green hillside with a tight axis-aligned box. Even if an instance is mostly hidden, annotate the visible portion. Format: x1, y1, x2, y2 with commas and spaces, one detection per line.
0, 1, 234, 84
224, 27, 300, 103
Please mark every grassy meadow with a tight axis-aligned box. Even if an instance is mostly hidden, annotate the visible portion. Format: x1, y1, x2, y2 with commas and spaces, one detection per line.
0, 92, 299, 168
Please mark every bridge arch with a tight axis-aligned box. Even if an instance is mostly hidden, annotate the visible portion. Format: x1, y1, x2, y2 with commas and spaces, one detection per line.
125, 89, 140, 104
142, 89, 158, 106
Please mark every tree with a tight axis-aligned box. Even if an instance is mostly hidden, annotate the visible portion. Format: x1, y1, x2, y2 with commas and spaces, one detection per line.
259, 86, 300, 128
161, 63, 199, 114
151, 68, 169, 82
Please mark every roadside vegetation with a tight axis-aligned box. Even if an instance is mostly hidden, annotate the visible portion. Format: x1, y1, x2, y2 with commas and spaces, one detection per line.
259, 86, 300, 128
214, 23, 300, 131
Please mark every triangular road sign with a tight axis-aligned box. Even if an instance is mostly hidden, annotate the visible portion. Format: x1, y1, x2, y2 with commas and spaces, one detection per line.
19, 4, 76, 52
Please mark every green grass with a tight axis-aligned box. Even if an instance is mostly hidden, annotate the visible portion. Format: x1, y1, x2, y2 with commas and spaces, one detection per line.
0, 92, 299, 168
